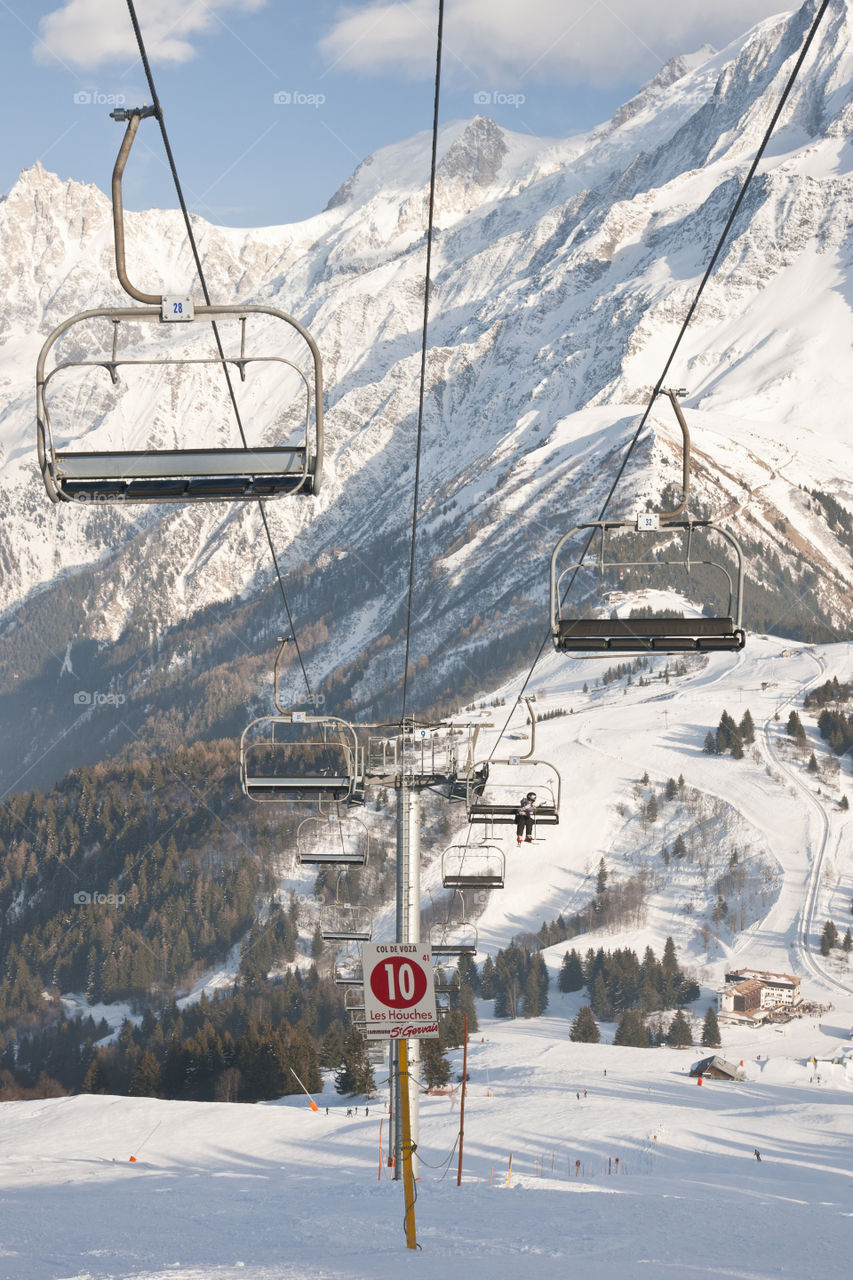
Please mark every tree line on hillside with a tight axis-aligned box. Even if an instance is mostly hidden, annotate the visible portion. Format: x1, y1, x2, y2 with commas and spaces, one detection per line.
569, 1001, 719, 1049
558, 939, 699, 1019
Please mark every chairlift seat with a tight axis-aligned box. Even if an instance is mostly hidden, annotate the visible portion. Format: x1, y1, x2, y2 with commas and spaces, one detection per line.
432, 942, 477, 958
443, 870, 504, 889
322, 925, 372, 942
555, 616, 745, 653
298, 849, 366, 866
467, 803, 559, 825
54, 446, 313, 503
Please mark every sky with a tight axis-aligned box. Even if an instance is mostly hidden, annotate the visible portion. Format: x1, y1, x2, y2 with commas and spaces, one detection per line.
0, 0, 794, 226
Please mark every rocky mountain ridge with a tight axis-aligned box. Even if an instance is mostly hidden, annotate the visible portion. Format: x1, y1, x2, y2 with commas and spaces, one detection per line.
2, 1, 853, 792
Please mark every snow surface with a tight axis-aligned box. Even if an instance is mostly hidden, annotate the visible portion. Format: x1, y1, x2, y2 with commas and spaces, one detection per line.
4, 635, 853, 1279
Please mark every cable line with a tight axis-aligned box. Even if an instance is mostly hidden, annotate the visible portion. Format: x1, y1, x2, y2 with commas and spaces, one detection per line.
124, 0, 315, 706
487, 0, 831, 760
400, 0, 445, 725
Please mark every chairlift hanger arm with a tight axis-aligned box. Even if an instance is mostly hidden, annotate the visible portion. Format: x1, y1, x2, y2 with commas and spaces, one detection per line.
110, 106, 161, 303
657, 388, 691, 521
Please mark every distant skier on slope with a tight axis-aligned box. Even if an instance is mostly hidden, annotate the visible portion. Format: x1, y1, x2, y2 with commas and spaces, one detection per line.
515, 792, 537, 845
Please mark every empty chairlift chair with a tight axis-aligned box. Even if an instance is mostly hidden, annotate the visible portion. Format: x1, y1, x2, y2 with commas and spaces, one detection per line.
321, 898, 373, 943
296, 814, 369, 868
441, 844, 505, 890
550, 390, 746, 655
430, 919, 478, 959
37, 106, 323, 504
240, 714, 361, 806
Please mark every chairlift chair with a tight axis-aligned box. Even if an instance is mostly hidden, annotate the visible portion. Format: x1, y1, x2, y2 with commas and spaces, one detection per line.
550, 390, 746, 655
321, 900, 373, 943
441, 843, 505, 890
466, 698, 560, 826
430, 920, 478, 959
296, 813, 369, 867
37, 106, 323, 504
240, 714, 361, 805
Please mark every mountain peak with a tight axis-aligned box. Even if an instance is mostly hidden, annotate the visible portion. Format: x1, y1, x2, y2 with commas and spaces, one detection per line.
435, 115, 509, 187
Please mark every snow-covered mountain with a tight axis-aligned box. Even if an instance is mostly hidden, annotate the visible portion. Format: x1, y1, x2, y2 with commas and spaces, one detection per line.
3, 0, 853, 791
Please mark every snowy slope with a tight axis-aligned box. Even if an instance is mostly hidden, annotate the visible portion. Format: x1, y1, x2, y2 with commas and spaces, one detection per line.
1, 1003, 851, 1279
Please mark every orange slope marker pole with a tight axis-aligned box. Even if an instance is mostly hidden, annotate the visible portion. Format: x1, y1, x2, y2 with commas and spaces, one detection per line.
289, 1067, 320, 1112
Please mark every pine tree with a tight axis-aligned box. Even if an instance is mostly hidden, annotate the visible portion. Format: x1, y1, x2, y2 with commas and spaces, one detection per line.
82, 1054, 109, 1094
701, 1006, 721, 1048
807, 753, 818, 773
421, 1039, 452, 1089
613, 1009, 650, 1047
558, 950, 585, 993
703, 729, 717, 754
596, 858, 608, 895
129, 1050, 161, 1097
842, 929, 852, 955
820, 920, 838, 955
668, 1009, 693, 1047
569, 1006, 600, 1043
590, 973, 613, 1021
739, 709, 755, 744
480, 954, 496, 999
334, 1026, 374, 1097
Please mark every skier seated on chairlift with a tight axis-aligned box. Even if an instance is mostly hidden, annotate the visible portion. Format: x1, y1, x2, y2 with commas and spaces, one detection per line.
515, 792, 537, 845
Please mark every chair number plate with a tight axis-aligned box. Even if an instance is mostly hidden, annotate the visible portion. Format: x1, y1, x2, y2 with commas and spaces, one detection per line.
161, 296, 195, 322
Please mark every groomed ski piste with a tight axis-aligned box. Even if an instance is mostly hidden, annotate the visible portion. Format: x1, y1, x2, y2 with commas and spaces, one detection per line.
2, 634, 852, 1280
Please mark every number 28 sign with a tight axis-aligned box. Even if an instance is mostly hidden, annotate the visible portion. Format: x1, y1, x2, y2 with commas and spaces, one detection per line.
361, 943, 439, 1040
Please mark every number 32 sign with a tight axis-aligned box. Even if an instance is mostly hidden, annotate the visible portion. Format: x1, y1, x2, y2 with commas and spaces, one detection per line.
361, 943, 439, 1040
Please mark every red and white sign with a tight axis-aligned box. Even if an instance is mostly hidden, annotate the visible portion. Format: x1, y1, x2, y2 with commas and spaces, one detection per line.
361, 943, 439, 1040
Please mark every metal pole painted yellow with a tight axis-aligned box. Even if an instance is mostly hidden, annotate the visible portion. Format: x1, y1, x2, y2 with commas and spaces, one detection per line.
506, 1152, 513, 1188
399, 1039, 418, 1250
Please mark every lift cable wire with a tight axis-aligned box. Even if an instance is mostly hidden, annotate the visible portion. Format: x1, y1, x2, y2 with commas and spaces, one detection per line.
124, 0, 315, 706
484, 0, 831, 765
400, 0, 445, 726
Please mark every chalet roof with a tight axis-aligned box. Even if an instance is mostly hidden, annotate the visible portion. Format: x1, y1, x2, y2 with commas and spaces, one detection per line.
725, 968, 800, 987
727, 979, 763, 997
690, 1055, 744, 1079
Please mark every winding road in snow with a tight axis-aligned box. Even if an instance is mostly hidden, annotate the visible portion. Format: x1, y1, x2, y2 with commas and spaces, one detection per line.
756, 649, 853, 999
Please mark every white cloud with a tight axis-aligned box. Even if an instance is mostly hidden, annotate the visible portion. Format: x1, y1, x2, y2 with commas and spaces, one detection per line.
319, 0, 792, 86
34, 0, 268, 71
